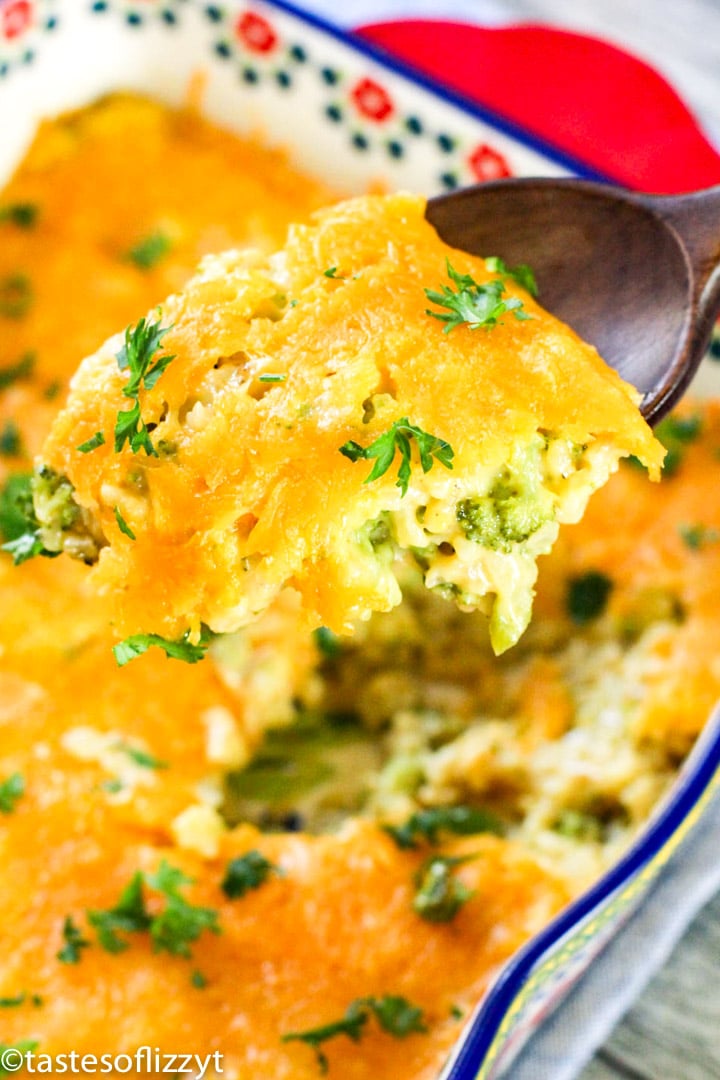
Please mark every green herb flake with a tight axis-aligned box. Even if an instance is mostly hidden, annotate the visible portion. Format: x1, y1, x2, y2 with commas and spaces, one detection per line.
0, 772, 24, 814
484, 256, 538, 297
0, 993, 27, 1008
145, 860, 221, 958
126, 231, 173, 271
44, 380, 61, 401
0, 351, 35, 392
0, 274, 33, 319
0, 419, 23, 458
652, 413, 703, 478
384, 805, 503, 850
566, 571, 613, 624
282, 995, 427, 1074
190, 970, 208, 989
323, 266, 344, 279
77, 431, 105, 454
678, 523, 720, 551
113, 629, 210, 667
100, 777, 124, 794
57, 916, 91, 965
0, 202, 38, 229
450, 1004, 464, 1020
221, 851, 281, 899
87, 872, 150, 954
258, 373, 287, 383
314, 626, 342, 658
113, 505, 136, 540
412, 854, 476, 923
113, 742, 168, 770
114, 316, 175, 457
340, 417, 453, 497
552, 809, 604, 843
425, 259, 531, 334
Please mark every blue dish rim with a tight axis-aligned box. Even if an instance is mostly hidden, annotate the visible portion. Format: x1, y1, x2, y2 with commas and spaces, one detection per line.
258, 2, 720, 1075
260, 0, 613, 184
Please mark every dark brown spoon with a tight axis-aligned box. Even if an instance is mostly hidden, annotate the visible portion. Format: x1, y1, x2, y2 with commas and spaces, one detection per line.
427, 179, 720, 425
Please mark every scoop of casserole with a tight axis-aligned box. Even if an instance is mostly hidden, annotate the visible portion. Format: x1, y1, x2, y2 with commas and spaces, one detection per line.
33, 193, 663, 653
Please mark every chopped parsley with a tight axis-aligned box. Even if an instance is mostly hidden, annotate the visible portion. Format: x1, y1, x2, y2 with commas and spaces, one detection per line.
0, 473, 60, 566
0, 772, 24, 814
258, 373, 287, 383
314, 626, 342, 658
84, 861, 220, 960
678, 523, 720, 550
0, 202, 38, 228
0, 351, 35, 391
87, 873, 150, 953
57, 916, 91, 964
323, 266, 344, 279
77, 431, 105, 454
340, 417, 453, 497
113, 505, 136, 540
0, 419, 23, 458
425, 259, 531, 333
113, 629, 210, 667
221, 851, 282, 899
384, 805, 504, 850
566, 570, 613, 624
0, 273, 33, 319
412, 854, 476, 923
113, 742, 168, 770
114, 316, 175, 457
650, 413, 703, 477
282, 995, 427, 1073
552, 808, 604, 843
484, 256, 538, 297
0, 992, 42, 1008
126, 230, 173, 271
190, 970, 208, 989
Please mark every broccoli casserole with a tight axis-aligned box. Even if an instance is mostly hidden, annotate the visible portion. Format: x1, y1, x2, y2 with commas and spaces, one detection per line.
0, 96, 716, 1080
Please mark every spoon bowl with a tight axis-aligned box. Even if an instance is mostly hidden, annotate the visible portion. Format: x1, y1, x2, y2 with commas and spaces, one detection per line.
427, 180, 720, 424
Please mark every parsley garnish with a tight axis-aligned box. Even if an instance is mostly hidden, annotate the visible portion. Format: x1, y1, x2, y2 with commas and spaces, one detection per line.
0, 420, 23, 458
57, 916, 91, 964
0, 351, 35, 391
190, 970, 208, 989
0, 772, 24, 814
114, 316, 175, 456
425, 259, 530, 333
678, 523, 720, 550
84, 862, 220, 960
0, 274, 33, 319
413, 854, 476, 922
126, 231, 172, 271
282, 995, 427, 1073
340, 417, 453, 497
323, 267, 344, 279
113, 629, 210, 667
484, 256, 538, 297
113, 742, 168, 770
146, 861, 221, 957
0, 203, 38, 228
0, 473, 59, 566
258, 373, 286, 383
113, 505, 136, 540
566, 571, 613, 624
221, 851, 282, 899
648, 413, 703, 477
384, 805, 503, 850
87, 872, 150, 953
0, 992, 42, 1008
314, 626, 342, 658
77, 431, 105, 454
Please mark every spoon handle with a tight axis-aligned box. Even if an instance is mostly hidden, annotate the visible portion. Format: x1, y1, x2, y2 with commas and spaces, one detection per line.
644, 185, 720, 342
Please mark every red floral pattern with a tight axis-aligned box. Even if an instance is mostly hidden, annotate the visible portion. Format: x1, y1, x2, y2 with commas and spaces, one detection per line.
351, 77, 394, 122
235, 10, 277, 54
1, 0, 33, 41
468, 143, 512, 181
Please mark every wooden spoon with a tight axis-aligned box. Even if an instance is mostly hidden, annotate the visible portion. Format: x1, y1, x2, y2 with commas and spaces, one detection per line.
427, 180, 720, 425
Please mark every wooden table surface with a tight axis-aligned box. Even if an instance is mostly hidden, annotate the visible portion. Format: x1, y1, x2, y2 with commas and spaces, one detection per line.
307, 1, 720, 1076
